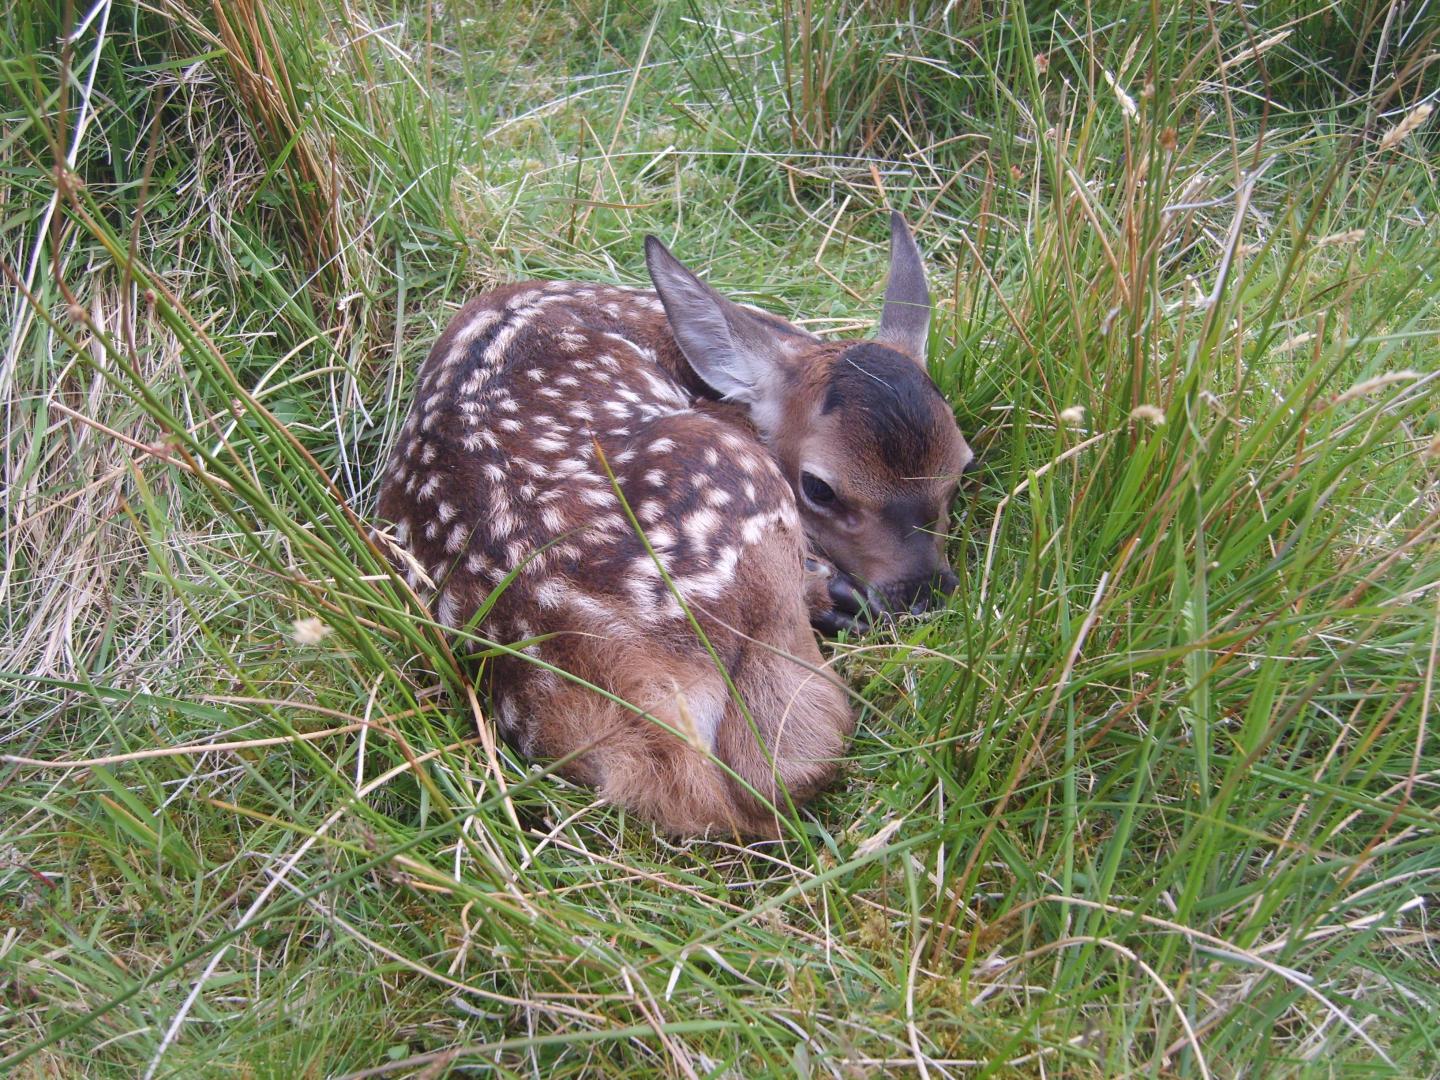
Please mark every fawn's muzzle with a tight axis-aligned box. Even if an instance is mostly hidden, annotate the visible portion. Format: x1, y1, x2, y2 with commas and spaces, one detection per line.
882, 567, 960, 615
825, 565, 957, 631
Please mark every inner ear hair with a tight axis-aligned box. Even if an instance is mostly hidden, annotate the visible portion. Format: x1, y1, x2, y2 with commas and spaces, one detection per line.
644, 235, 805, 433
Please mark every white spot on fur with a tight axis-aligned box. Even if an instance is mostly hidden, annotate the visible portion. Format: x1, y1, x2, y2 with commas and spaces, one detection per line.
442, 308, 502, 369
497, 696, 522, 739
683, 508, 722, 546
675, 545, 739, 602
482, 319, 525, 368
739, 509, 789, 546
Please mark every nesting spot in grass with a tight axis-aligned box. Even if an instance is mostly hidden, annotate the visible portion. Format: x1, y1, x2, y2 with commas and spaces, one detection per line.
290, 616, 332, 645
1129, 404, 1166, 426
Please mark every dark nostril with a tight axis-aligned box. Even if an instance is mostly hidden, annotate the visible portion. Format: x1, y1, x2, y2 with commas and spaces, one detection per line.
902, 570, 958, 616
962, 455, 981, 475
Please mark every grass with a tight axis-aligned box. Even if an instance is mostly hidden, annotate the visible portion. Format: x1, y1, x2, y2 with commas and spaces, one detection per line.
2, 0, 1437, 1075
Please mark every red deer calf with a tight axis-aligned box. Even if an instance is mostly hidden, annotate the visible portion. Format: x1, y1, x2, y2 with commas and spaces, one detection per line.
376, 214, 972, 836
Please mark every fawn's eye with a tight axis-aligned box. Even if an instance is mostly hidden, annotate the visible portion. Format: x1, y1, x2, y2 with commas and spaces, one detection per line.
800, 471, 837, 509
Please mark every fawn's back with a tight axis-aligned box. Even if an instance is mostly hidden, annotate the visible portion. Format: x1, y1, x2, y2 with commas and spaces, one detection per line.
376, 215, 971, 835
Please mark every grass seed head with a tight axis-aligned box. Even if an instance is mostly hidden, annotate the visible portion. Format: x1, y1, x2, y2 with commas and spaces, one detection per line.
291, 616, 333, 645
1378, 102, 1434, 152
1333, 370, 1421, 407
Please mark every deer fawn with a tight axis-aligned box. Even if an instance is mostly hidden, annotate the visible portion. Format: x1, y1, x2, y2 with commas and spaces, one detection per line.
376, 213, 972, 836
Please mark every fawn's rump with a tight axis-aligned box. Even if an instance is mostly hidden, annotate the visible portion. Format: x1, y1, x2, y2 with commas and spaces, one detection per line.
488, 518, 852, 836
376, 282, 852, 833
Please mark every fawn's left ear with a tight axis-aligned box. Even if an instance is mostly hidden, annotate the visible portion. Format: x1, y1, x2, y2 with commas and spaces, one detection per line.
645, 236, 810, 435
874, 211, 931, 366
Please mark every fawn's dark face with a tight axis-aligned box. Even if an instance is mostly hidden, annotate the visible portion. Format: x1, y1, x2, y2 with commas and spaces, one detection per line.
646, 213, 971, 616
775, 342, 971, 612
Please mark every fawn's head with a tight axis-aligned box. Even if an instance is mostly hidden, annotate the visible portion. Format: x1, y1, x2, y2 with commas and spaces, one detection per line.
645, 213, 973, 615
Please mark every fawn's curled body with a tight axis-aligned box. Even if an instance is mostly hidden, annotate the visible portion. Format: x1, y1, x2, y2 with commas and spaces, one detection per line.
376, 215, 971, 836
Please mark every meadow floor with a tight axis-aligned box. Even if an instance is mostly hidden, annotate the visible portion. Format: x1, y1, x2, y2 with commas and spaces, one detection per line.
3, 1, 1438, 1076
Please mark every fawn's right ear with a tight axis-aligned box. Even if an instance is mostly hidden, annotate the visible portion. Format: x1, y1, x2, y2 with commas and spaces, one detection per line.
645, 236, 808, 435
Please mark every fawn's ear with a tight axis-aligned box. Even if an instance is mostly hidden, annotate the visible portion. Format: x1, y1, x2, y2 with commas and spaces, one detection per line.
874, 211, 931, 365
645, 236, 809, 434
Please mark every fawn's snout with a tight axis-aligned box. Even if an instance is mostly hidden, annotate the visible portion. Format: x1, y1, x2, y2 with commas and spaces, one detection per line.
824, 535, 961, 624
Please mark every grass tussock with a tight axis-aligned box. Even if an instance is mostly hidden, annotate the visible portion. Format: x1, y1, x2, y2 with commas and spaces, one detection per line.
2, 0, 1438, 1076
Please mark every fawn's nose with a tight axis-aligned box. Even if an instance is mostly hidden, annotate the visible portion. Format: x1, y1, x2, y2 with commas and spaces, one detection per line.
881, 566, 959, 616
820, 564, 957, 635
907, 566, 959, 615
